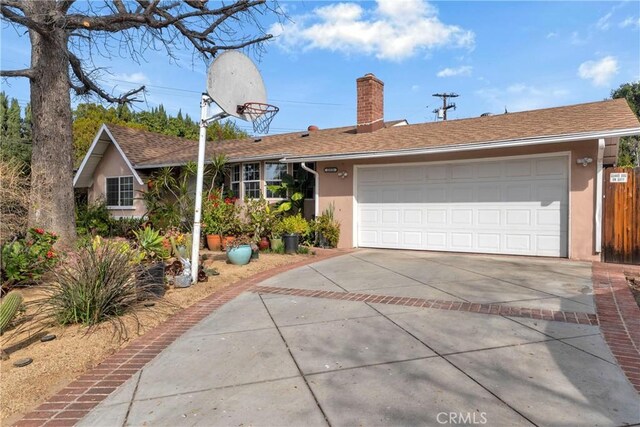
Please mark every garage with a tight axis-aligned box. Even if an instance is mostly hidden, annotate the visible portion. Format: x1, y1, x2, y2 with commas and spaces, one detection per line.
355, 155, 569, 257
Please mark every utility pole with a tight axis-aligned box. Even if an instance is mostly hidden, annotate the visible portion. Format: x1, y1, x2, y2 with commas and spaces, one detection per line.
432, 93, 459, 120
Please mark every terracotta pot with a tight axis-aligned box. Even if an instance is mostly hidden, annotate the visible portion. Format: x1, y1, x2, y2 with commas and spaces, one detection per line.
222, 235, 236, 251
258, 236, 270, 251
206, 234, 222, 251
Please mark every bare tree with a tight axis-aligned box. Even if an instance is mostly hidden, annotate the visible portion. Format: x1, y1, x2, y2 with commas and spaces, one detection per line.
1, 0, 278, 245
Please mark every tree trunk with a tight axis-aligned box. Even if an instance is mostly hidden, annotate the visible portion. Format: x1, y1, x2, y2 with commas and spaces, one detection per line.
28, 20, 76, 245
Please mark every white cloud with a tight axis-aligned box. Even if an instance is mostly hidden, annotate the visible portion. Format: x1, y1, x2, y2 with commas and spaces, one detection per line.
270, 0, 474, 61
411, 84, 421, 92
436, 65, 472, 77
596, 12, 612, 30
475, 83, 569, 112
620, 16, 640, 28
546, 32, 558, 39
110, 72, 150, 85
570, 31, 588, 45
578, 56, 619, 87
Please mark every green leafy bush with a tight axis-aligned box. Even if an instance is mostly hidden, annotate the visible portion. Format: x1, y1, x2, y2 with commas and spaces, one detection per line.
109, 217, 145, 238
244, 197, 278, 238
76, 200, 111, 236
202, 191, 237, 235
1, 228, 58, 290
281, 214, 310, 236
311, 204, 341, 248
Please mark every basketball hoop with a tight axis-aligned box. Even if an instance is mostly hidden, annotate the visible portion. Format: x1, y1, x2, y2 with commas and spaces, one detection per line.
237, 102, 279, 134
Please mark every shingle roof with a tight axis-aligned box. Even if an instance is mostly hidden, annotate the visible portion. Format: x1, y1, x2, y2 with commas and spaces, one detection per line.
109, 98, 639, 168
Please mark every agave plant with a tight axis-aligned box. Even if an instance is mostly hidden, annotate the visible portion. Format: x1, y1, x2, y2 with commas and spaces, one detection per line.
133, 226, 169, 263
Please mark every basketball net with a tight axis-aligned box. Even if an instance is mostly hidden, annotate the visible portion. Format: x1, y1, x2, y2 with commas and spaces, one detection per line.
237, 102, 279, 134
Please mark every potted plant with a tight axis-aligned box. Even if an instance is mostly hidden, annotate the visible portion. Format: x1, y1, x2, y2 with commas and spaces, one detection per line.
202, 191, 227, 251
311, 204, 341, 248
221, 196, 241, 250
280, 214, 310, 254
133, 226, 169, 297
245, 198, 276, 251
270, 217, 284, 251
226, 235, 253, 265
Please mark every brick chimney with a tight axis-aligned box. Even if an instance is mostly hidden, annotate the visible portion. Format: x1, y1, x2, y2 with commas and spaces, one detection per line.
356, 73, 384, 133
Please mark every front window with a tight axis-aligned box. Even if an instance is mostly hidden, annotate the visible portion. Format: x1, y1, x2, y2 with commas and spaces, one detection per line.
243, 163, 261, 198
292, 163, 316, 199
265, 162, 287, 198
230, 165, 240, 197
106, 176, 134, 207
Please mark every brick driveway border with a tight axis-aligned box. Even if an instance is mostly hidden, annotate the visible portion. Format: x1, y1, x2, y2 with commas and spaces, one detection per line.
592, 262, 640, 393
12, 249, 351, 427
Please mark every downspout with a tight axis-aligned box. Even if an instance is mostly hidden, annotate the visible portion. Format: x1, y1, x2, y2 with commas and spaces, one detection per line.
301, 162, 319, 218
595, 138, 605, 254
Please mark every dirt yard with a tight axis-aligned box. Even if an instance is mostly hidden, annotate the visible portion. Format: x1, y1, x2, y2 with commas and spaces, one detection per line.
0, 251, 307, 424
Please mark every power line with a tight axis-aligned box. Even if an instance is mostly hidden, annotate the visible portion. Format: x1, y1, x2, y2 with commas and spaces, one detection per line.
104, 78, 346, 107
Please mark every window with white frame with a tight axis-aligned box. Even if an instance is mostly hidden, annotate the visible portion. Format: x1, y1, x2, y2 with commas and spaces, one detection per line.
265, 162, 287, 198
230, 164, 240, 197
106, 176, 134, 207
243, 163, 261, 198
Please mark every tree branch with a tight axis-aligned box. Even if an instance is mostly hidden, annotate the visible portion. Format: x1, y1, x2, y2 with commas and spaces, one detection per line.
1, 4, 49, 34
57, 0, 76, 13
1, 68, 34, 79
62, 0, 266, 32
67, 51, 144, 104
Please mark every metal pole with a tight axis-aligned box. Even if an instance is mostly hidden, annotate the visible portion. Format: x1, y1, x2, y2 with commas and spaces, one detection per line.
190, 94, 210, 284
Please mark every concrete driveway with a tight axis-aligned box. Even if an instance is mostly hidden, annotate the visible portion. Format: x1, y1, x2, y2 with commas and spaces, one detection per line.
79, 250, 639, 427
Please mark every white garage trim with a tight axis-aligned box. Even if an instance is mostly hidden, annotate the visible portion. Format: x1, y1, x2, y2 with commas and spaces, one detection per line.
354, 152, 571, 257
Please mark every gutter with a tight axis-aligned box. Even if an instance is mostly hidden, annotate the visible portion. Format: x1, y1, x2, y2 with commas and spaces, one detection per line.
595, 138, 605, 254
301, 162, 319, 218
279, 127, 640, 163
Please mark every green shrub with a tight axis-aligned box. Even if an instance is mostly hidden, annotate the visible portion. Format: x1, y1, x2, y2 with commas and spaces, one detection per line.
281, 214, 310, 236
244, 197, 278, 238
311, 205, 341, 248
76, 200, 110, 236
109, 217, 145, 238
1, 228, 58, 290
36, 242, 157, 334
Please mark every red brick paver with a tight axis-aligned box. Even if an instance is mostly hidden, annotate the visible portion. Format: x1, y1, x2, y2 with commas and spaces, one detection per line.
12, 249, 350, 427
251, 286, 599, 325
592, 262, 640, 393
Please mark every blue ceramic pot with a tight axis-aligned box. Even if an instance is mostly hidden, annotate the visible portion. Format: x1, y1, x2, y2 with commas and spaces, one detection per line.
226, 245, 252, 265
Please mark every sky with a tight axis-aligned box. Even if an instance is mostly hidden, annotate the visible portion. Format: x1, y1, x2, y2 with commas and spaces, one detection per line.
1, 0, 639, 136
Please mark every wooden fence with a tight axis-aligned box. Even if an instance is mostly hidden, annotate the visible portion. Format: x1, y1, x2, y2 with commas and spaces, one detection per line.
603, 167, 640, 264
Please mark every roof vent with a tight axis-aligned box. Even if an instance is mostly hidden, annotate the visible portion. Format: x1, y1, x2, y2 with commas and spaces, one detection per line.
480, 112, 492, 117
253, 138, 262, 143
307, 125, 319, 131
301, 132, 310, 138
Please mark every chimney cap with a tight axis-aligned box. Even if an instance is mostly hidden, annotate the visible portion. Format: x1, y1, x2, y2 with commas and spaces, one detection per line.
307, 125, 319, 131
357, 73, 384, 85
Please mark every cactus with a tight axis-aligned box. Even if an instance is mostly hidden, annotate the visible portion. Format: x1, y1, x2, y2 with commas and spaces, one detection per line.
0, 291, 23, 334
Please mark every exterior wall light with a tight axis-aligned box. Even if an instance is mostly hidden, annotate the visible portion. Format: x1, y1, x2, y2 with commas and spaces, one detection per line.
576, 157, 593, 167
337, 171, 348, 179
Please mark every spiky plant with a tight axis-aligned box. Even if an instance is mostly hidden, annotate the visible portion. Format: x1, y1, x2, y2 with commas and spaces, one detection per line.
26, 241, 167, 340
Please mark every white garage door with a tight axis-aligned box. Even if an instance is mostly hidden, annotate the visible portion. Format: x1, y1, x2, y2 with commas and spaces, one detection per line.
356, 155, 568, 257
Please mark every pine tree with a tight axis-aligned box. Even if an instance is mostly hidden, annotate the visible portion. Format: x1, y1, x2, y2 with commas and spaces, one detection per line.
6, 99, 22, 141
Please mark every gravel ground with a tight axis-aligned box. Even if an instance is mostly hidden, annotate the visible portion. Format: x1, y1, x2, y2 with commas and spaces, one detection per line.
0, 251, 307, 424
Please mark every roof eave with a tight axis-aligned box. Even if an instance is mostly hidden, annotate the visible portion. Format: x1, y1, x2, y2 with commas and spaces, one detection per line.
280, 127, 640, 163
134, 153, 290, 170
